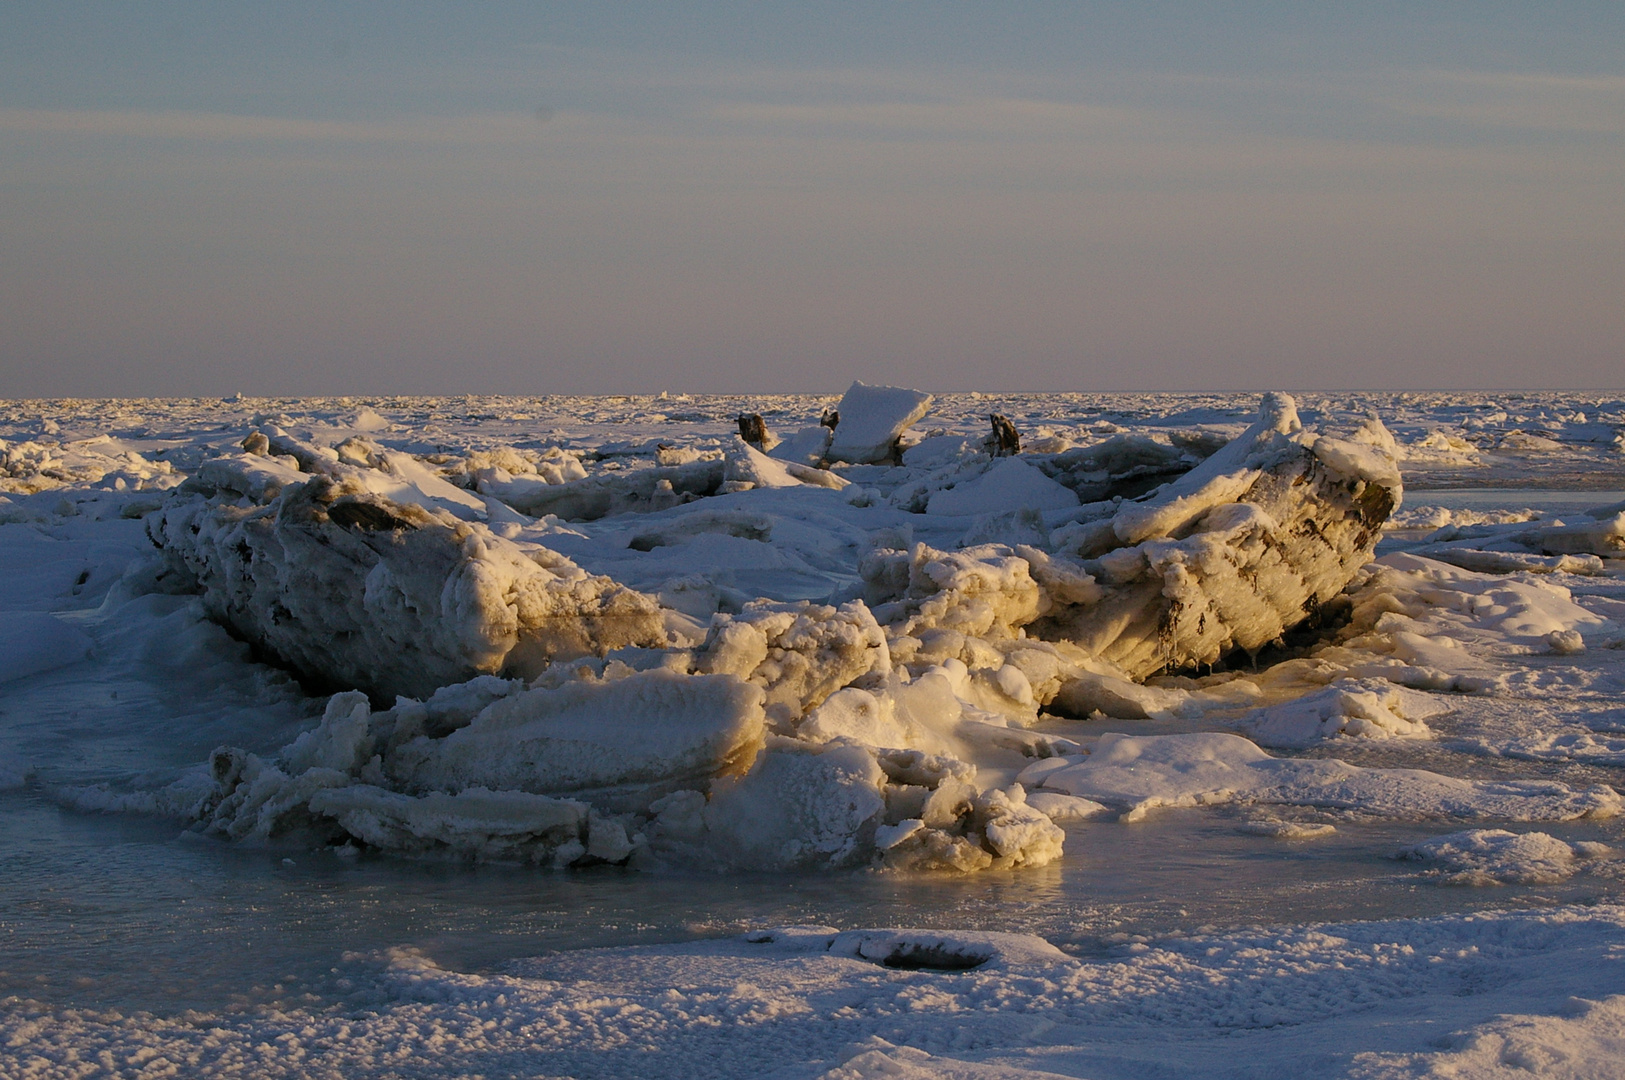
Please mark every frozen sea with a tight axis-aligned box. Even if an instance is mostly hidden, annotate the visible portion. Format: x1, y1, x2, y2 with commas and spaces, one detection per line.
4, 391, 1625, 1079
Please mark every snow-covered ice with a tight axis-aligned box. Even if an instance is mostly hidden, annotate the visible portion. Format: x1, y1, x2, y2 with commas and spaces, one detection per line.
1394, 828, 1610, 885
5, 389, 1625, 1077
1017, 731, 1620, 823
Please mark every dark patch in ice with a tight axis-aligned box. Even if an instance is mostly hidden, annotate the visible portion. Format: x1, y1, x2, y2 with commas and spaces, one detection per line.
326, 500, 418, 532
878, 944, 990, 971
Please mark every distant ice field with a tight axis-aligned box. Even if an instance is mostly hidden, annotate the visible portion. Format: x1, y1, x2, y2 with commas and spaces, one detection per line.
4, 391, 1625, 1078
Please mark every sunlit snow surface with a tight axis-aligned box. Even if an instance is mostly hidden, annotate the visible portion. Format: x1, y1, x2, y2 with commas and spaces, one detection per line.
5, 390, 1625, 1079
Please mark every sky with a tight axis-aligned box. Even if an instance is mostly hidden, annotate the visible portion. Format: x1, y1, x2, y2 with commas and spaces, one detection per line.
1, 2, 1623, 398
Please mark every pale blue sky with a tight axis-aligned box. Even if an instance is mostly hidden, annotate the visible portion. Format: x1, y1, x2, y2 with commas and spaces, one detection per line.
2, 3, 1622, 396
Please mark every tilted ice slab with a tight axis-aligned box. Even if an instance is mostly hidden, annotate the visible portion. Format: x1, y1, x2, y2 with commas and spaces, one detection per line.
1017, 732, 1622, 822
826, 381, 933, 465
869, 393, 1403, 685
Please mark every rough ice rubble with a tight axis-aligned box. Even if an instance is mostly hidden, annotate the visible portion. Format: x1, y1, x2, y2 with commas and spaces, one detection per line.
150, 461, 667, 700
194, 670, 766, 864
1406, 505, 1625, 575
0, 433, 181, 497
477, 379, 914, 518
190, 602, 1064, 871
147, 389, 1417, 872
482, 456, 728, 520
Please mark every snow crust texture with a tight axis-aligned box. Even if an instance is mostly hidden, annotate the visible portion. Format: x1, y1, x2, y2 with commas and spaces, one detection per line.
8, 906, 1625, 1079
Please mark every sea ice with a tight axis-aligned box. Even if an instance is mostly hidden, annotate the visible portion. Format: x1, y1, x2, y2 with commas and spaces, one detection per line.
150, 474, 668, 699
825, 382, 934, 465
1395, 828, 1608, 885
1237, 678, 1443, 747
0, 612, 93, 684
1018, 732, 1621, 822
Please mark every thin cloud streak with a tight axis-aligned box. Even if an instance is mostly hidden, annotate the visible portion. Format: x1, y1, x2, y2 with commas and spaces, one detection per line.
0, 107, 565, 144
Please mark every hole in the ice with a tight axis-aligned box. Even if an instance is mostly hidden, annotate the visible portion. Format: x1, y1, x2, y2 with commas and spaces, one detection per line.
878, 945, 990, 971
627, 517, 772, 551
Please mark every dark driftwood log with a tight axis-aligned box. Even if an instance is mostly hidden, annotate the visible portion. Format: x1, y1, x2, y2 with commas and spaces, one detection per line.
737, 413, 770, 450
989, 414, 1021, 456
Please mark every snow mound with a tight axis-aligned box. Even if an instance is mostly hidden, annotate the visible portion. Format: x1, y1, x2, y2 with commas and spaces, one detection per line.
1291, 552, 1611, 696
925, 457, 1078, 517
1468, 731, 1625, 767
1410, 510, 1625, 573
1395, 829, 1607, 885
1238, 679, 1443, 747
0, 611, 93, 684
1017, 732, 1621, 823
